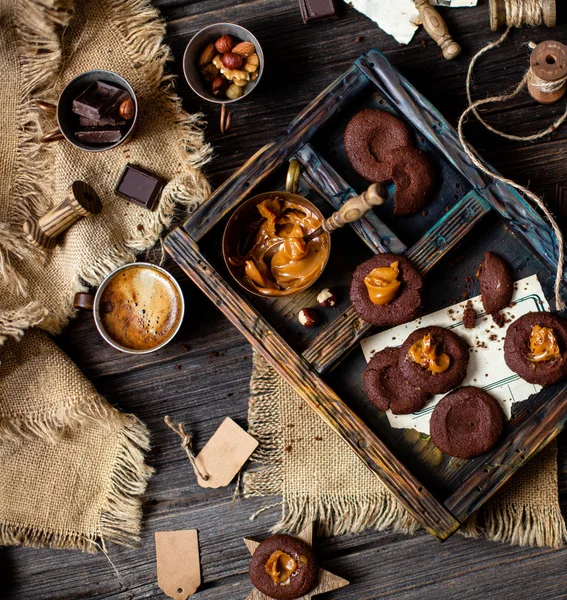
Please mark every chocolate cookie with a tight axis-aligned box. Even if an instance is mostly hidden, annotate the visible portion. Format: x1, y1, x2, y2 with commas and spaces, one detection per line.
504, 311, 567, 385
398, 326, 469, 394
463, 300, 476, 329
387, 147, 436, 216
344, 108, 413, 183
430, 386, 504, 459
350, 254, 423, 327
364, 347, 430, 414
478, 252, 513, 315
249, 534, 318, 600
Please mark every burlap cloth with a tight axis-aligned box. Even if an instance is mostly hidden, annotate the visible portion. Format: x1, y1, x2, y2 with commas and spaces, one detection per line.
0, 0, 210, 551
245, 353, 567, 547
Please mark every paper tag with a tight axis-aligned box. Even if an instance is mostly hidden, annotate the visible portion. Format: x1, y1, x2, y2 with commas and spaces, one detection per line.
156, 530, 200, 600
195, 417, 258, 488
360, 275, 549, 434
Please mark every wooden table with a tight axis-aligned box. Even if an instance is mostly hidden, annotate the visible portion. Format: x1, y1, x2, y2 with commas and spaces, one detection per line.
4, 2, 567, 599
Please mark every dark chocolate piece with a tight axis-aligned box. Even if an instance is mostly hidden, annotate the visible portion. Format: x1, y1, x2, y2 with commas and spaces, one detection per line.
298, 0, 337, 24
463, 300, 476, 329
75, 128, 122, 144
115, 164, 166, 211
79, 115, 125, 127
72, 81, 129, 120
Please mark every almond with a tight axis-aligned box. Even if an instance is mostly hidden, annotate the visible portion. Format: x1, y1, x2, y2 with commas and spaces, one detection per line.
232, 41, 255, 57
198, 43, 216, 66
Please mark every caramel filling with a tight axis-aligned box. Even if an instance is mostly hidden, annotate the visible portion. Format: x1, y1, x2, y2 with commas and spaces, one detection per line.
232, 198, 329, 296
408, 334, 450, 374
364, 261, 401, 306
265, 550, 298, 585
528, 325, 562, 363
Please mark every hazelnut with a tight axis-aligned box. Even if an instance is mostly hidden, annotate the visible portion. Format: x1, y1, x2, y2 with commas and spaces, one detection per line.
232, 41, 255, 57
225, 83, 243, 100
244, 53, 259, 73
221, 52, 243, 70
215, 34, 234, 54
198, 43, 216, 66
317, 288, 337, 308
298, 308, 318, 328
118, 98, 135, 120
211, 76, 228, 96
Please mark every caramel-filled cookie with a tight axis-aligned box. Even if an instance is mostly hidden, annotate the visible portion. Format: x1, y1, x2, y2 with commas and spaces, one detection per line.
478, 251, 514, 315
504, 311, 567, 385
387, 146, 436, 216
398, 326, 469, 394
430, 387, 504, 459
344, 108, 413, 183
364, 347, 431, 414
350, 254, 423, 327
249, 534, 317, 600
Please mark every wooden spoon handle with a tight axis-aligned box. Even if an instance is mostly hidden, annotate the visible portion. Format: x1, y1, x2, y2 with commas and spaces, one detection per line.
322, 183, 386, 234
414, 0, 461, 60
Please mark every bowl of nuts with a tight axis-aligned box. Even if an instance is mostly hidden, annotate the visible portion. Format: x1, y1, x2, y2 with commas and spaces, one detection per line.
183, 23, 264, 104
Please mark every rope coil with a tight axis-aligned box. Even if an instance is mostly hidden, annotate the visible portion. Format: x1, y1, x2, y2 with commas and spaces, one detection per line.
164, 415, 210, 481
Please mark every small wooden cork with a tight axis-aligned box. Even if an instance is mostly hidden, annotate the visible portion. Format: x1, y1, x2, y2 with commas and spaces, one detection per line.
489, 0, 556, 31
528, 41, 567, 104
23, 181, 102, 250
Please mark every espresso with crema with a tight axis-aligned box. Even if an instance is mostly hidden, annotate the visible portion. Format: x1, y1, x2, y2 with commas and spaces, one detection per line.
99, 265, 182, 351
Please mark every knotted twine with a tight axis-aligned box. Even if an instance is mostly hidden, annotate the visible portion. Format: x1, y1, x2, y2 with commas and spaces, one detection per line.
457, 21, 566, 310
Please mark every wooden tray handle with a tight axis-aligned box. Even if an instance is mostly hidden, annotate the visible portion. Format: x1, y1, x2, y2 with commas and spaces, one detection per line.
414, 0, 461, 60
322, 183, 386, 233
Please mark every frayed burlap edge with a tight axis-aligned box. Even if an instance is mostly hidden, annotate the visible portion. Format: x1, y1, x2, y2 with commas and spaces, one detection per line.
0, 0, 213, 342
0, 404, 153, 552
243, 352, 418, 538
0, 0, 74, 329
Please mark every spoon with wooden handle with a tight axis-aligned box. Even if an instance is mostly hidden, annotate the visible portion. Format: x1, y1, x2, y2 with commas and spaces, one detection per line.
265, 183, 386, 259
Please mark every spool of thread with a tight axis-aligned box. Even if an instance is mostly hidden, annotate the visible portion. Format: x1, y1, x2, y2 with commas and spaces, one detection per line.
23, 181, 102, 250
489, 0, 556, 31
528, 40, 567, 103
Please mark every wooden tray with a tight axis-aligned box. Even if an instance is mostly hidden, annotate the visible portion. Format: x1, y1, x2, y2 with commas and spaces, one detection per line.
164, 49, 567, 541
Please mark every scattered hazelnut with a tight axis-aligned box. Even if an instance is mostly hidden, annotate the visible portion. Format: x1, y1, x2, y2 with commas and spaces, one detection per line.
244, 53, 259, 73
317, 288, 337, 308
215, 34, 234, 54
298, 308, 318, 328
118, 98, 135, 120
221, 52, 243, 70
211, 76, 228, 96
198, 43, 217, 66
225, 83, 243, 100
232, 41, 255, 57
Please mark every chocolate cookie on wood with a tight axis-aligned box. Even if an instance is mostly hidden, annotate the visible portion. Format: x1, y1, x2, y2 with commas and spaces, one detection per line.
387, 147, 436, 216
398, 326, 469, 394
344, 108, 413, 183
350, 254, 423, 327
478, 251, 513, 315
249, 534, 318, 600
504, 312, 567, 385
364, 347, 431, 414
430, 386, 504, 459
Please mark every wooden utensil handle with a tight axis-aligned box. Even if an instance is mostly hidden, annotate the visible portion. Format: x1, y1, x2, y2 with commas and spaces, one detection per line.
414, 0, 461, 61
322, 183, 385, 233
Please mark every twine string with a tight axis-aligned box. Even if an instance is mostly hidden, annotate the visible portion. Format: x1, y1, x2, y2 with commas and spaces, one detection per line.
164, 416, 210, 481
504, 0, 544, 27
458, 21, 565, 309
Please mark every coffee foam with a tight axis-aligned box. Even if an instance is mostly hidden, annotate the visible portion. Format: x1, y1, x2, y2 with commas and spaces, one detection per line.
99, 265, 182, 351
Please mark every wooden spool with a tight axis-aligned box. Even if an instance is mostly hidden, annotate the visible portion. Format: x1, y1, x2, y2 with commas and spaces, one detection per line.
23, 181, 102, 250
489, 0, 556, 31
528, 40, 567, 104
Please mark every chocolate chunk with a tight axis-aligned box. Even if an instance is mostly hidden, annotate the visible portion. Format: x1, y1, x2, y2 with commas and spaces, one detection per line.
72, 81, 129, 120
478, 252, 513, 315
75, 128, 123, 144
298, 0, 337, 23
115, 164, 166, 211
79, 115, 125, 127
463, 301, 476, 329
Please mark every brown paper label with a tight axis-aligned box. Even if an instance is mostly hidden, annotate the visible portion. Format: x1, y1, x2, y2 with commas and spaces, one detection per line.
155, 530, 200, 599
195, 417, 258, 488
